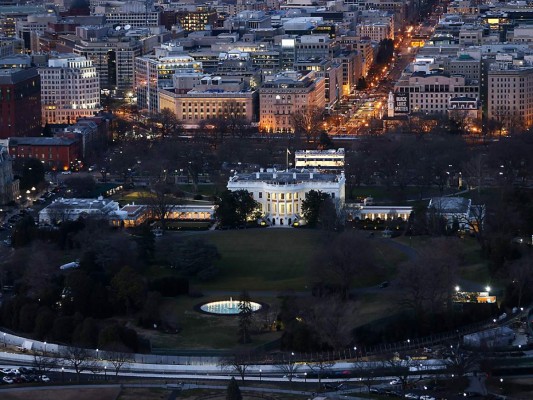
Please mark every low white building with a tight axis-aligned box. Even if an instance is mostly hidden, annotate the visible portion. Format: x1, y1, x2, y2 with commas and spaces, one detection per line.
227, 169, 345, 226
428, 197, 484, 230
39, 197, 120, 225
345, 204, 412, 221
294, 148, 345, 170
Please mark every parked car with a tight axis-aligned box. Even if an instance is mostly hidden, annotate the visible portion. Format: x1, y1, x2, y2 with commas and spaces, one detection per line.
2, 376, 13, 384
1, 368, 19, 375
39, 375, 50, 382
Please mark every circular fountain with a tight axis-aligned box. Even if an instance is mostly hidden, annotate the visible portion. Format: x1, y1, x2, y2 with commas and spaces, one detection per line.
199, 297, 262, 315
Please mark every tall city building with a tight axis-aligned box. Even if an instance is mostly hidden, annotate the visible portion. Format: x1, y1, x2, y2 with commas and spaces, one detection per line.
176, 7, 217, 32
39, 54, 101, 124
135, 54, 202, 113
73, 35, 142, 93
259, 70, 325, 133
0, 66, 41, 139
487, 63, 533, 131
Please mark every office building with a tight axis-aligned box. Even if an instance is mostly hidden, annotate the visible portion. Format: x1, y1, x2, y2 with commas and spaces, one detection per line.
39, 54, 101, 124
0, 66, 41, 139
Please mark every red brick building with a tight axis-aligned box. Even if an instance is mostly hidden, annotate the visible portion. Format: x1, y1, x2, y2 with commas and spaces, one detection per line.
8, 137, 80, 171
0, 67, 41, 139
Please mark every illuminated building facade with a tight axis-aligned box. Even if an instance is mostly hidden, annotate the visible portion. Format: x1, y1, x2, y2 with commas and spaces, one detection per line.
228, 169, 345, 226
134, 54, 202, 113
39, 54, 101, 124
176, 8, 217, 32
73, 37, 142, 93
259, 71, 325, 133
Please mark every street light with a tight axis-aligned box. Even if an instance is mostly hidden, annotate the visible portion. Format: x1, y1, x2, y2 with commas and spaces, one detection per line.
96, 348, 99, 359
61, 367, 64, 382
259, 368, 262, 382
485, 286, 491, 292
104, 365, 107, 380
44, 341, 47, 354
455, 286, 460, 292
304, 372, 307, 383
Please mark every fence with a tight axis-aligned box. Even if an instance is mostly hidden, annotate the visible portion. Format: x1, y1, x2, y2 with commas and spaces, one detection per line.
0, 308, 528, 367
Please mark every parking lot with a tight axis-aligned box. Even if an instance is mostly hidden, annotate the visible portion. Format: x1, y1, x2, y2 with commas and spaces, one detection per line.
1, 366, 51, 385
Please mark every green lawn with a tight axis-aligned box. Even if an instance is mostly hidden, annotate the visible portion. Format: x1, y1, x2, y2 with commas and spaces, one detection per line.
349, 186, 460, 203
176, 184, 218, 197
149, 229, 408, 292
198, 229, 324, 291
144, 295, 282, 350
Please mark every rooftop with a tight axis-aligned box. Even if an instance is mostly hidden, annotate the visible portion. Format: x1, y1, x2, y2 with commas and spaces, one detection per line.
429, 197, 471, 214
229, 169, 343, 184
10, 137, 78, 146
45, 197, 117, 211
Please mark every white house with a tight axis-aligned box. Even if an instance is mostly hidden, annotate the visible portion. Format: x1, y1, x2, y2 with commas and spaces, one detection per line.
227, 169, 345, 226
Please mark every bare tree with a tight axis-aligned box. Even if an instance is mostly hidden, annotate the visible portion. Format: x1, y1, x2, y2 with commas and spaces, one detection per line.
305, 298, 355, 349
352, 361, 383, 393
311, 232, 377, 300
150, 108, 182, 138
60, 346, 99, 383
274, 354, 300, 382
507, 254, 533, 308
219, 351, 254, 381
290, 105, 325, 144
32, 351, 60, 375
385, 357, 415, 393
306, 355, 334, 386
396, 238, 461, 317
142, 182, 179, 230
444, 343, 481, 378
103, 348, 134, 378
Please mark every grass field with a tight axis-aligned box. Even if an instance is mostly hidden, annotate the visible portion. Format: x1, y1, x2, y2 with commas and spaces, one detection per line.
197, 229, 324, 291
149, 229, 408, 292
176, 184, 219, 196
142, 229, 409, 350
145, 295, 282, 350
348, 185, 460, 203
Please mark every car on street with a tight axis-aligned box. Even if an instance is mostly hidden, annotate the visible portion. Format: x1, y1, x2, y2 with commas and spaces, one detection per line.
2, 376, 13, 384
390, 378, 402, 385
39, 375, 50, 382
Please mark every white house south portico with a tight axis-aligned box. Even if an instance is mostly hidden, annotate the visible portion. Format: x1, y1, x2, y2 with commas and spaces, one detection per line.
227, 169, 345, 226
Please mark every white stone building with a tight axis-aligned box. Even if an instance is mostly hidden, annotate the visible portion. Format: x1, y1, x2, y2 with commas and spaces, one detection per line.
39, 197, 120, 225
39, 54, 101, 124
227, 169, 345, 226
294, 148, 345, 170
428, 197, 484, 231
